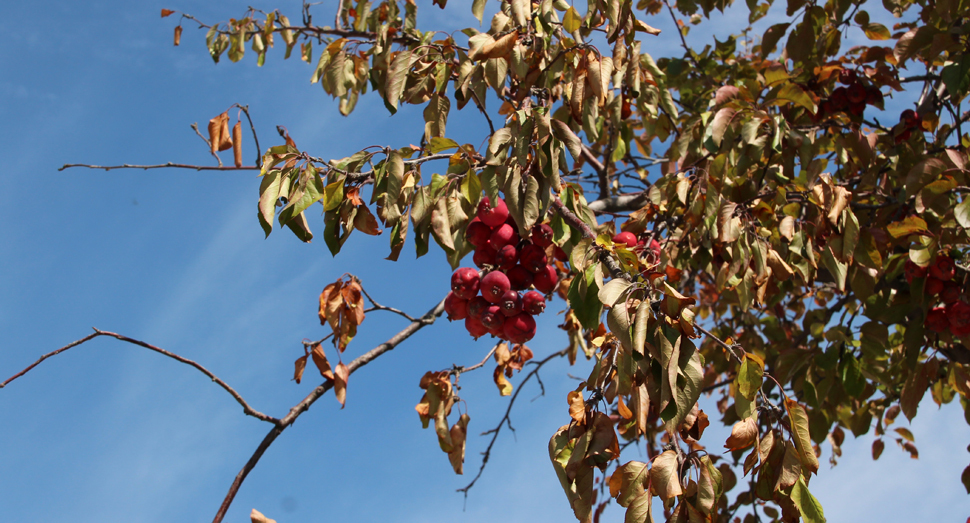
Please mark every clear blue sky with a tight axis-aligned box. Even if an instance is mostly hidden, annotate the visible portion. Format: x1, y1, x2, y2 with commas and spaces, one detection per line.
0, 1, 966, 522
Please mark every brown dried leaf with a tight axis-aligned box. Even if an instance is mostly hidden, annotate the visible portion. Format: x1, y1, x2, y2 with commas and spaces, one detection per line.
608, 460, 650, 507
494, 342, 512, 366
340, 279, 365, 326
207, 112, 232, 153
617, 395, 633, 420
649, 449, 683, 500
568, 390, 585, 422
232, 121, 243, 167
311, 344, 334, 380
725, 417, 758, 451
334, 362, 349, 408
776, 441, 802, 491
494, 366, 513, 396
174, 25, 182, 46
779, 215, 795, 241
161, 8, 176, 17
318, 281, 340, 325
447, 413, 470, 474
293, 354, 308, 384
900, 440, 919, 459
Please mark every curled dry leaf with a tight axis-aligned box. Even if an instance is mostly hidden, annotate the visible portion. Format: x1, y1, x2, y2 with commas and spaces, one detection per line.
311, 343, 334, 380
333, 362, 349, 408
232, 121, 242, 167
568, 390, 585, 422
725, 417, 758, 451
207, 111, 233, 153
173, 25, 182, 46
293, 354, 308, 384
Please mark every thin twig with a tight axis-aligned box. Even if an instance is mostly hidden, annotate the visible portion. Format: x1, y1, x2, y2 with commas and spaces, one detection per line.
1, 329, 278, 424
663, 0, 701, 70
231, 104, 262, 168
456, 347, 569, 497
361, 285, 417, 321
450, 343, 500, 377
59, 163, 258, 172
211, 296, 446, 523
191, 123, 224, 166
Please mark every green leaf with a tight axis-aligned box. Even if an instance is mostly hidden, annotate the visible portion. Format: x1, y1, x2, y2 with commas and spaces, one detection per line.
385, 50, 413, 113
863, 23, 890, 40
761, 23, 790, 58
840, 353, 865, 398
784, 399, 820, 475
821, 245, 847, 292
776, 83, 818, 113
886, 215, 929, 238
551, 119, 582, 160
599, 278, 633, 308
624, 492, 654, 523
471, 0, 487, 23
942, 56, 970, 101
568, 264, 603, 330
563, 6, 582, 33
955, 197, 970, 229
429, 137, 460, 154
737, 353, 764, 401
790, 477, 826, 523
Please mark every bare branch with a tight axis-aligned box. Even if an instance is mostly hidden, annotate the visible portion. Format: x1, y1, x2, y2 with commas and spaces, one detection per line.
457, 347, 569, 497
1, 329, 278, 424
211, 296, 447, 523
59, 163, 258, 172
361, 285, 417, 321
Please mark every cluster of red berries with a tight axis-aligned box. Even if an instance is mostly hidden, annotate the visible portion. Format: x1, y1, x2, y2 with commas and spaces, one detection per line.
907, 255, 970, 335
816, 69, 883, 120
444, 196, 562, 343
894, 109, 922, 143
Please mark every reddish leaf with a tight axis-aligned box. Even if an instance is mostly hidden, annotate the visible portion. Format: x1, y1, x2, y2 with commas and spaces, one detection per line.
161, 8, 176, 17
872, 438, 884, 460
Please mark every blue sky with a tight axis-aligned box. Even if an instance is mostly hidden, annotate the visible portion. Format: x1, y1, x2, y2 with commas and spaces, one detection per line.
0, 1, 966, 522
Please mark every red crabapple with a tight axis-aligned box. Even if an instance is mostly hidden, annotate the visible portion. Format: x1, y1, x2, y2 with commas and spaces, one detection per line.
519, 243, 548, 273
499, 290, 523, 317
533, 265, 559, 294
531, 223, 554, 247
503, 312, 537, 344
522, 291, 546, 315
467, 296, 489, 319
930, 255, 955, 281
473, 246, 497, 268
481, 271, 512, 303
477, 196, 509, 227
495, 244, 519, 271
444, 292, 468, 321
508, 265, 535, 290
465, 219, 492, 249
451, 267, 480, 300
613, 231, 637, 248
489, 223, 517, 250
465, 314, 489, 338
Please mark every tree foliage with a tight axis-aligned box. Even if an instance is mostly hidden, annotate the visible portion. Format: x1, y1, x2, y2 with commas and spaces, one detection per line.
11, 0, 970, 521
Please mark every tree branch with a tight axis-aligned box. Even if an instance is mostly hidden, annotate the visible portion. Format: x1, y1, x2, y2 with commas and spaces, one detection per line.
550, 197, 628, 280
211, 296, 447, 523
1, 329, 278, 424
456, 347, 569, 497
59, 163, 258, 172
